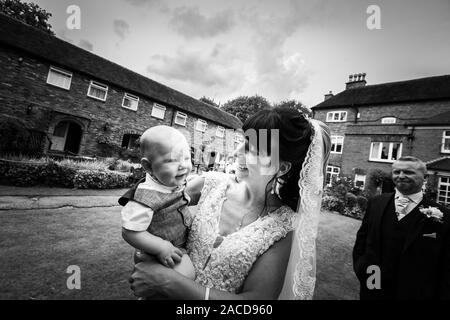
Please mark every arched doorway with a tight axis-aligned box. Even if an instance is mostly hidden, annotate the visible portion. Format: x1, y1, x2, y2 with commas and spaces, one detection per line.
50, 121, 82, 154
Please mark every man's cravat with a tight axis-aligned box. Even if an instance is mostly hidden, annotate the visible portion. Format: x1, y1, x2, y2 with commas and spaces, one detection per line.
396, 196, 411, 220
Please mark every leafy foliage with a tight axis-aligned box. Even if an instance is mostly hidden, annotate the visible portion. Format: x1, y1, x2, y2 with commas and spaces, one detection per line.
199, 96, 219, 108
221, 95, 271, 123
0, 158, 135, 189
273, 100, 312, 117
322, 176, 368, 220
0, 0, 55, 35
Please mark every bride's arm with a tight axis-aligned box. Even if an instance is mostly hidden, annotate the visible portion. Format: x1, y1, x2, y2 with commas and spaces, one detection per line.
130, 232, 292, 300
185, 175, 205, 206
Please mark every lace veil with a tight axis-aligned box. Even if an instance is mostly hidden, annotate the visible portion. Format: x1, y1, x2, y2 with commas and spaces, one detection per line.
278, 119, 331, 300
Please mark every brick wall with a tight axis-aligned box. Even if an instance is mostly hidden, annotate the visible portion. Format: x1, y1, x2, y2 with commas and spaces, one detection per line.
313, 98, 450, 183
0, 45, 238, 158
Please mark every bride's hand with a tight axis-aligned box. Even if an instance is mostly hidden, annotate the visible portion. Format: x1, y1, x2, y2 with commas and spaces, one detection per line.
129, 261, 173, 299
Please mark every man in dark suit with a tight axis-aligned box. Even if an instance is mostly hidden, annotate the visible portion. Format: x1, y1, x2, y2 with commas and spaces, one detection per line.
353, 156, 450, 300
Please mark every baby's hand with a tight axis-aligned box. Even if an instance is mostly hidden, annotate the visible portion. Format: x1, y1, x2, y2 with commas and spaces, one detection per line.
156, 240, 183, 268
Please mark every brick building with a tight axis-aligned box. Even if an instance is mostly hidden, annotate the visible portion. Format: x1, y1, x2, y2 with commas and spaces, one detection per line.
312, 73, 450, 204
0, 13, 241, 164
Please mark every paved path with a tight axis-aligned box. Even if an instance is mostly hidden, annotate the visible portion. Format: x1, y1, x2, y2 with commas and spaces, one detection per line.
0, 186, 361, 299
314, 211, 361, 300
0, 186, 128, 210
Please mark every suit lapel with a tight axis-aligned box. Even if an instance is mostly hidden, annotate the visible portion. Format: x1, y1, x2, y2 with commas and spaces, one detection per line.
373, 193, 394, 251
402, 199, 428, 254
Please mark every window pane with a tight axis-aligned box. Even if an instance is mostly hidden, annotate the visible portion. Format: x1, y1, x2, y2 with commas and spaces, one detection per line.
89, 86, 106, 100
48, 69, 71, 89
444, 138, 450, 151
391, 143, 401, 160
336, 144, 342, 153
340, 112, 346, 121
380, 144, 389, 160
371, 142, 380, 159
152, 106, 165, 119
334, 113, 339, 121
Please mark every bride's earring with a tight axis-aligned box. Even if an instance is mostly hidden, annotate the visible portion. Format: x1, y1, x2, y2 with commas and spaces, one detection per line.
271, 178, 277, 195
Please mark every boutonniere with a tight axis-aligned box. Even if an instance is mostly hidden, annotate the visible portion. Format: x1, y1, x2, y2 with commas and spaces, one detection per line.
419, 206, 444, 223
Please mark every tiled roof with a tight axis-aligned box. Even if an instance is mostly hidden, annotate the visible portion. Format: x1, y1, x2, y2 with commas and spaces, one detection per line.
313, 75, 450, 110
0, 13, 242, 129
408, 110, 450, 126
427, 157, 450, 172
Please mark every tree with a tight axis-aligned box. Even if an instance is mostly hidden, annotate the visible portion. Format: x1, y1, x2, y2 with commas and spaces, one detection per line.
273, 100, 312, 117
0, 0, 54, 35
199, 96, 219, 108
221, 95, 271, 123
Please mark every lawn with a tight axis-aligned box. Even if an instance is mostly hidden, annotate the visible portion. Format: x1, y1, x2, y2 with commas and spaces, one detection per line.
0, 206, 361, 300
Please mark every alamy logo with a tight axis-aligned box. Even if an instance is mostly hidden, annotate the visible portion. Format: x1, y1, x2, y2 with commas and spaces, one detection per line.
366, 5, 382, 30
66, 5, 81, 30
66, 265, 81, 290
366, 265, 381, 290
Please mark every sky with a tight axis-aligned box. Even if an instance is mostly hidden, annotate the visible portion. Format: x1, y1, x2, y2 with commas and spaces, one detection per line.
29, 0, 450, 108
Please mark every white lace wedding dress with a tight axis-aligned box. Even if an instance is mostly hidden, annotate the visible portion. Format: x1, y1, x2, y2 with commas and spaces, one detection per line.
186, 171, 296, 293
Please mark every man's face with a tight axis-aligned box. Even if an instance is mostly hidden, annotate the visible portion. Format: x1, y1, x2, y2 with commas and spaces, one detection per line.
392, 161, 425, 195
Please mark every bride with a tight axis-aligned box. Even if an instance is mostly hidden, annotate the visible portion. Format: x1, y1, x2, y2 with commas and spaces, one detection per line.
129, 107, 331, 300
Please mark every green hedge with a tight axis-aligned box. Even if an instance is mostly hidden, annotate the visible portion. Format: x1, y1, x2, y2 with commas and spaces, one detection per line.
0, 159, 133, 189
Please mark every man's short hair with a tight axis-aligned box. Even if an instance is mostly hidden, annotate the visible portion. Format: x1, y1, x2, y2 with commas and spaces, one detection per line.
394, 156, 427, 174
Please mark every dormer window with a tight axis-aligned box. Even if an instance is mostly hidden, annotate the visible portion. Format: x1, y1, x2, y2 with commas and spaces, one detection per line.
381, 117, 397, 124
326, 111, 347, 122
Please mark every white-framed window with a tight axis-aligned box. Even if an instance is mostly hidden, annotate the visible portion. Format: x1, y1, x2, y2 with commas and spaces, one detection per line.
151, 103, 166, 120
121, 134, 140, 149
326, 111, 347, 122
354, 174, 366, 189
331, 136, 344, 154
122, 93, 139, 111
46, 66, 72, 90
438, 176, 450, 205
87, 81, 108, 101
326, 166, 340, 187
196, 119, 207, 132
381, 117, 397, 124
174, 112, 187, 126
216, 126, 225, 138
442, 131, 450, 153
369, 142, 402, 162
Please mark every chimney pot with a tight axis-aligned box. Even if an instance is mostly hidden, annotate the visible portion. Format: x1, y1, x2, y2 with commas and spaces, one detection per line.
346, 73, 367, 89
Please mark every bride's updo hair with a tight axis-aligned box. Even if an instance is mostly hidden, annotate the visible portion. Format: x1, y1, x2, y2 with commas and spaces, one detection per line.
242, 107, 312, 211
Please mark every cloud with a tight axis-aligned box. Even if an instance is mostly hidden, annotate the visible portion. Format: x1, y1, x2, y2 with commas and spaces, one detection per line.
232, 0, 326, 102
113, 19, 130, 40
78, 40, 93, 52
123, 0, 169, 13
146, 44, 246, 98
170, 6, 234, 38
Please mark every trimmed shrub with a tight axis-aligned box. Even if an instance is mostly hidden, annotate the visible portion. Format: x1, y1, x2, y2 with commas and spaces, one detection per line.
356, 195, 368, 212
0, 159, 132, 189
322, 195, 345, 213
345, 192, 357, 208
73, 170, 132, 189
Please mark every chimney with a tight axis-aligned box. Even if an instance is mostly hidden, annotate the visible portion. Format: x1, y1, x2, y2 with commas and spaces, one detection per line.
324, 91, 334, 101
346, 73, 367, 89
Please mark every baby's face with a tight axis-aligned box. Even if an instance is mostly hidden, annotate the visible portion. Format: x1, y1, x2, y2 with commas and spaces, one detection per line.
149, 140, 192, 187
